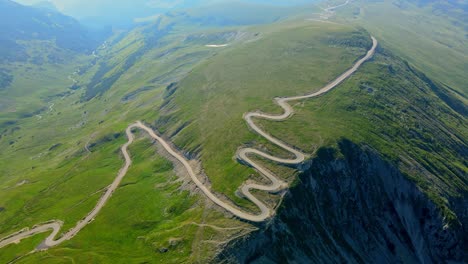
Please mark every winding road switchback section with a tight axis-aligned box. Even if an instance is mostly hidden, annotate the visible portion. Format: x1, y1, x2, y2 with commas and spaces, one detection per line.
0, 37, 378, 251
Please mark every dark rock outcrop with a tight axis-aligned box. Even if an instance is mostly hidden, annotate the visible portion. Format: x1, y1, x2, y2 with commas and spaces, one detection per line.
218, 140, 466, 263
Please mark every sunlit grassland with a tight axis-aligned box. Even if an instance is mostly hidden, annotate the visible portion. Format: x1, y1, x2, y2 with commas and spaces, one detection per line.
4, 9, 463, 262
4, 137, 244, 263
0, 39, 93, 122
157, 21, 371, 207
0, 20, 264, 262
0, 233, 49, 263
337, 0, 467, 95
0, 59, 85, 122
257, 49, 467, 222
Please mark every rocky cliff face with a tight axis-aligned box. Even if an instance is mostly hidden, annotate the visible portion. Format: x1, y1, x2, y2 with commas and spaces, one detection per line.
217, 140, 466, 263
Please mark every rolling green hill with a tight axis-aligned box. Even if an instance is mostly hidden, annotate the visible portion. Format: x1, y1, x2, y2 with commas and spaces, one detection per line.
0, 0, 466, 263
217, 41, 466, 264
335, 0, 467, 95
0, 0, 104, 125
0, 16, 376, 263
155, 24, 373, 207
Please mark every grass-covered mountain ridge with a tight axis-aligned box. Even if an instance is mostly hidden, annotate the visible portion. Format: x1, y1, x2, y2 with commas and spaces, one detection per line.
0, 0, 466, 262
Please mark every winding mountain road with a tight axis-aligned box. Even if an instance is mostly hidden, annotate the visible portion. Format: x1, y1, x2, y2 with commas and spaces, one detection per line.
0, 37, 377, 251
0, 124, 137, 250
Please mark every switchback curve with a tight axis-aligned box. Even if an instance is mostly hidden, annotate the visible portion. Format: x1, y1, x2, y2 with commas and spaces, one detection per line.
0, 37, 377, 251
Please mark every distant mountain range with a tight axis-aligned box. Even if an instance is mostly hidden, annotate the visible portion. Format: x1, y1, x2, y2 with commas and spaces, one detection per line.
12, 0, 317, 28
0, 0, 104, 62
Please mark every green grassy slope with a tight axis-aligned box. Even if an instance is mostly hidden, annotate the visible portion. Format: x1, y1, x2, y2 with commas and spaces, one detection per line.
1, 1, 465, 262
3, 137, 246, 264
0, 13, 279, 262
258, 46, 467, 222
0, 0, 104, 124
155, 22, 372, 207
0, 41, 88, 123
0, 17, 370, 262
334, 0, 467, 95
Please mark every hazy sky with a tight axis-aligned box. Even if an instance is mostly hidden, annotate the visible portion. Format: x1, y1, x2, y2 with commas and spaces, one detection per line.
13, 0, 313, 14
11, 0, 206, 27
14, 0, 188, 15
15, 0, 184, 8
13, 0, 314, 26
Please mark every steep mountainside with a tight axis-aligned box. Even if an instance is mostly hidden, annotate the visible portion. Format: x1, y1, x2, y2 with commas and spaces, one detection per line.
0, 0, 99, 62
0, 0, 104, 125
219, 141, 465, 263
2, 8, 348, 262
0, 1, 465, 263
0, 16, 377, 262
337, 0, 467, 94
218, 46, 467, 263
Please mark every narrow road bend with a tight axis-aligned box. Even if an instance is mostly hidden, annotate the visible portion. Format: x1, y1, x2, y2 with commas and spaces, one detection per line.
0, 36, 377, 251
